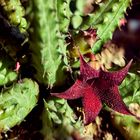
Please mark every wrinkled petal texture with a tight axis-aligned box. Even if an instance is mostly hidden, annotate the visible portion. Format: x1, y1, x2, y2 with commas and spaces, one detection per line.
101, 86, 133, 115
51, 79, 83, 99
82, 88, 102, 125
80, 54, 99, 82
100, 59, 133, 86
51, 54, 137, 125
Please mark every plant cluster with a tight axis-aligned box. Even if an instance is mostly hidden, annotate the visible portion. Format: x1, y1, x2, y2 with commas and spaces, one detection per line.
0, 0, 140, 139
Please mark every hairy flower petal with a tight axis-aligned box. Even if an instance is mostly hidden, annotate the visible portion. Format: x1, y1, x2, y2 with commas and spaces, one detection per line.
51, 79, 83, 99
83, 90, 102, 125
101, 86, 133, 115
80, 54, 99, 81
51, 54, 137, 125
100, 59, 133, 86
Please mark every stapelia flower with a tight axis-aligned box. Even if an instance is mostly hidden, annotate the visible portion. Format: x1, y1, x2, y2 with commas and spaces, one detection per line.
51, 55, 137, 125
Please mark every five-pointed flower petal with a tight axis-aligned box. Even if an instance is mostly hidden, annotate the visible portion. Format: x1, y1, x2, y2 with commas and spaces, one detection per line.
79, 54, 100, 82
51, 79, 102, 124
51, 54, 137, 125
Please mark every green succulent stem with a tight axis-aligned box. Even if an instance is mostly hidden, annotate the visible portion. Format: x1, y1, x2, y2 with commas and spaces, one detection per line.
0, 0, 28, 33
29, 0, 70, 87
71, 0, 132, 53
41, 98, 84, 140
92, 0, 132, 53
0, 78, 39, 132
0, 49, 17, 86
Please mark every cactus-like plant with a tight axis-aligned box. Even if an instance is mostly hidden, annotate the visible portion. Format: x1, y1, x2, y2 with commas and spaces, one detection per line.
70, 0, 103, 29
0, 0, 139, 138
0, 78, 39, 132
0, 49, 17, 86
29, 0, 71, 87
119, 72, 140, 105
92, 0, 131, 53
41, 98, 84, 140
71, 0, 131, 53
0, 0, 27, 33
56, 0, 71, 33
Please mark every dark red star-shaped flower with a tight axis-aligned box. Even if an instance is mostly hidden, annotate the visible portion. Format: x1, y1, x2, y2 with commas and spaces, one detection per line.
51, 54, 137, 125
